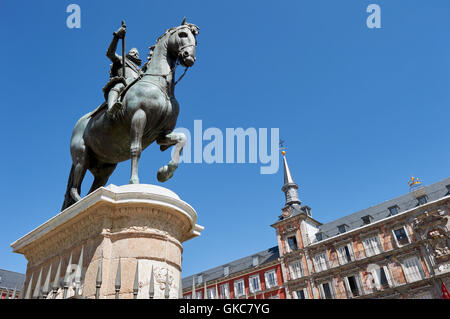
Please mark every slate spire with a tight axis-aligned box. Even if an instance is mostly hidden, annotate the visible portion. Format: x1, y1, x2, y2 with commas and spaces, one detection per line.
281, 151, 301, 208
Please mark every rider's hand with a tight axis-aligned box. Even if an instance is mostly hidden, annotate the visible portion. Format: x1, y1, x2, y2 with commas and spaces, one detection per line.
114, 26, 126, 39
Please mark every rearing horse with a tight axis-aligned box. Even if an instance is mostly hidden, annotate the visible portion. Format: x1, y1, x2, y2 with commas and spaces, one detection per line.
61, 21, 199, 211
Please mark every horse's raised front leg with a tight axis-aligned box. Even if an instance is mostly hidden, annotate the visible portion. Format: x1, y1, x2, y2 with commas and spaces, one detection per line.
156, 131, 186, 182
129, 109, 147, 184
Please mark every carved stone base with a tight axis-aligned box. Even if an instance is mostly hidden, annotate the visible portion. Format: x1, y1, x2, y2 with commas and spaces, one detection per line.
11, 184, 203, 299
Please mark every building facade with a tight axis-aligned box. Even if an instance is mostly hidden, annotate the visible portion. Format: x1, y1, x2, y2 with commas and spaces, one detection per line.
0, 269, 25, 299
182, 246, 286, 299
182, 152, 450, 299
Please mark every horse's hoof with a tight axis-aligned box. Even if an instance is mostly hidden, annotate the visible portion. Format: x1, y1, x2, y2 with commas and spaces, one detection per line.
157, 165, 174, 182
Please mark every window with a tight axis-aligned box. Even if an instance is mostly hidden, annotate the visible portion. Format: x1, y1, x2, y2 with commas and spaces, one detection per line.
315, 232, 323, 242
249, 275, 261, 293
197, 275, 203, 284
402, 257, 424, 283
337, 244, 354, 265
289, 260, 304, 279
196, 290, 203, 299
265, 270, 278, 289
184, 294, 191, 299
377, 267, 390, 289
417, 195, 427, 205
223, 266, 230, 277
220, 283, 230, 299
393, 227, 410, 246
296, 288, 307, 299
320, 282, 334, 299
313, 252, 328, 272
207, 287, 216, 299
361, 215, 373, 225
388, 206, 399, 216
368, 265, 392, 290
362, 236, 382, 257
252, 256, 259, 267
337, 224, 348, 234
344, 275, 361, 297
234, 279, 245, 297
287, 236, 298, 251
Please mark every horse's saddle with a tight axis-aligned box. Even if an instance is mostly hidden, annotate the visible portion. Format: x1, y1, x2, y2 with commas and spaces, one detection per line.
88, 75, 143, 119
86, 102, 107, 119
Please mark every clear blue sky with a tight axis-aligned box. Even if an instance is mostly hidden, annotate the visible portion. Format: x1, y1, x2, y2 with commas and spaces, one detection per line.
1, 0, 449, 278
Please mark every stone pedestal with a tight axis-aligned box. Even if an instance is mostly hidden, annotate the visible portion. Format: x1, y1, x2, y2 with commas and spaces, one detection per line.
11, 184, 203, 299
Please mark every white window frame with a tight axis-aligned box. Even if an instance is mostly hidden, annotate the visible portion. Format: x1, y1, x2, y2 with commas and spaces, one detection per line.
392, 226, 411, 247
336, 243, 355, 265
362, 235, 383, 257
289, 260, 304, 280
220, 283, 230, 299
401, 256, 425, 283
197, 274, 203, 284
206, 287, 216, 299
234, 279, 245, 298
343, 273, 363, 298
223, 266, 230, 277
286, 234, 299, 252
313, 252, 328, 272
183, 294, 191, 299
371, 265, 393, 290
252, 256, 259, 267
249, 274, 261, 293
264, 269, 278, 289
295, 287, 309, 299
319, 281, 335, 299
196, 290, 203, 299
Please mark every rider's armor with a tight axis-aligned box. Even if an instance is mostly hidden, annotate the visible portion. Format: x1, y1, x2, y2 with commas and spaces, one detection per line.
103, 27, 143, 118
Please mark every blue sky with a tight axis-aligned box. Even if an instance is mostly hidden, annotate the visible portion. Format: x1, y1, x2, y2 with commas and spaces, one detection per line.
1, 0, 449, 278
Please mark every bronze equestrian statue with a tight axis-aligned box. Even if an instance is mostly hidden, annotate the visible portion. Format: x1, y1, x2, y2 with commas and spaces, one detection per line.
61, 19, 199, 211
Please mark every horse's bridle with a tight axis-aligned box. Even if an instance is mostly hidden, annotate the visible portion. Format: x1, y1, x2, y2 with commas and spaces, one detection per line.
142, 26, 196, 85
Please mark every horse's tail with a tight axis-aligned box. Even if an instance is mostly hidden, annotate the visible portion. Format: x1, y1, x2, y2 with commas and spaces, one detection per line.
61, 164, 76, 211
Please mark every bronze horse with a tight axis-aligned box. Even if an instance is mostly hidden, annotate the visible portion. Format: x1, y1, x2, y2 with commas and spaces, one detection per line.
62, 20, 199, 210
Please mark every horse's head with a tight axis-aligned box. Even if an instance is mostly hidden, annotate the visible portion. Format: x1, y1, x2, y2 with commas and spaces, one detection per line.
167, 18, 199, 67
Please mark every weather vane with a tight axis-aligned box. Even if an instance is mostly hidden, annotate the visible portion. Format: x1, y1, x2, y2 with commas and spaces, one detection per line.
279, 139, 286, 156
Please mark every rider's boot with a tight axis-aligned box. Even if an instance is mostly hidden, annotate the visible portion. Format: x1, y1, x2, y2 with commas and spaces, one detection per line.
107, 89, 123, 118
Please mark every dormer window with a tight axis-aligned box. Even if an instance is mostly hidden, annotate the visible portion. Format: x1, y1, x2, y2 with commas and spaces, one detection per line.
316, 232, 323, 242
446, 185, 450, 195
223, 266, 230, 277
417, 195, 427, 205
388, 205, 399, 216
337, 224, 348, 234
252, 256, 259, 267
361, 215, 373, 225
302, 206, 311, 217
197, 275, 203, 284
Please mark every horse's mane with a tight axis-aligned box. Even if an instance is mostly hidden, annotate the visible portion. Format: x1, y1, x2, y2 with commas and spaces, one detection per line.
152, 23, 199, 51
